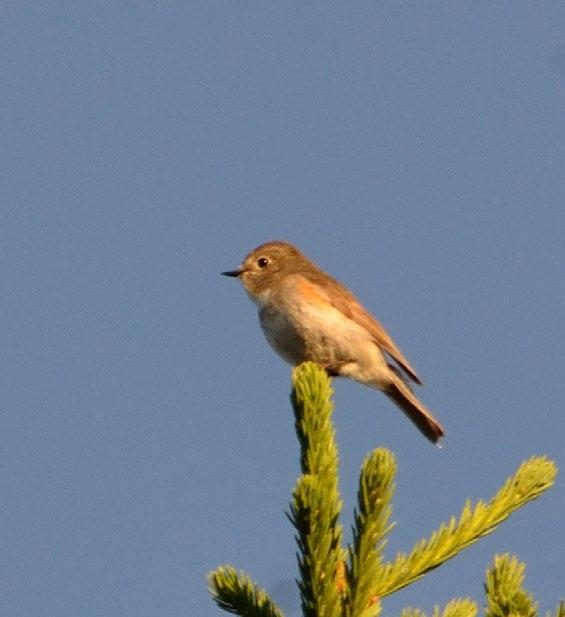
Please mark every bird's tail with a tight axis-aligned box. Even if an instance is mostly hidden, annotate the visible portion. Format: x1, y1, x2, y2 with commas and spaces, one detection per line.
384, 371, 445, 444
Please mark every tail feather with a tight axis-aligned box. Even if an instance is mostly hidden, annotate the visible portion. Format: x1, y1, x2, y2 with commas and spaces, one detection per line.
385, 377, 445, 444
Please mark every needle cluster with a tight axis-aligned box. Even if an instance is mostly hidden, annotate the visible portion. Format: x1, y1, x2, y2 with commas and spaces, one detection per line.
208, 362, 559, 617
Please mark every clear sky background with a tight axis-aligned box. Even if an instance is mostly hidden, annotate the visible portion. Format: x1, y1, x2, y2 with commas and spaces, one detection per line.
2, 4, 564, 616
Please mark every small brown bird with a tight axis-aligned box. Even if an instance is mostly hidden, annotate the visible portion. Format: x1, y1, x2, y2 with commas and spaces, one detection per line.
222, 241, 445, 444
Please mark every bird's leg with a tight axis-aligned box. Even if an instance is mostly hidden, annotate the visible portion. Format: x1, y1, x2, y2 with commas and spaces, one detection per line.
317, 359, 355, 377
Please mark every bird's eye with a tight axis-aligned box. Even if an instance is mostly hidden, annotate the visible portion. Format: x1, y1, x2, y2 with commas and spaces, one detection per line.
257, 257, 269, 268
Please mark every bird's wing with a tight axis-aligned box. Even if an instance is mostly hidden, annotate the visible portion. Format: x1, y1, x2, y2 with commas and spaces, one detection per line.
298, 272, 423, 385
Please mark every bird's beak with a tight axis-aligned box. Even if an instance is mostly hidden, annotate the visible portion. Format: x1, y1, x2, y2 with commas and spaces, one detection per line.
221, 267, 244, 278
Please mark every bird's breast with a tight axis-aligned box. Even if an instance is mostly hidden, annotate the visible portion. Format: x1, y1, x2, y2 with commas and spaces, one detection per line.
257, 290, 373, 369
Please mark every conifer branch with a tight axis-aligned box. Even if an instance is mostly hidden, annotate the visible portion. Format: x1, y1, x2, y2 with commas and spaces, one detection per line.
373, 456, 557, 598
209, 363, 559, 616
345, 448, 396, 617
401, 608, 428, 617
552, 601, 565, 617
288, 362, 344, 617
402, 599, 478, 617
208, 565, 284, 617
484, 554, 537, 617
440, 598, 479, 617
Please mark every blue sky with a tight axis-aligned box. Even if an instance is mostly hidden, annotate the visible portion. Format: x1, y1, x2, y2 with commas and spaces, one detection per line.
2, 4, 564, 616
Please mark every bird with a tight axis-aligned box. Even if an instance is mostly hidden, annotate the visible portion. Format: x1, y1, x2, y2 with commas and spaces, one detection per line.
222, 241, 445, 444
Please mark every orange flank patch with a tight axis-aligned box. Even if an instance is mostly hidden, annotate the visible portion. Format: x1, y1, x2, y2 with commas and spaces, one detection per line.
297, 278, 332, 308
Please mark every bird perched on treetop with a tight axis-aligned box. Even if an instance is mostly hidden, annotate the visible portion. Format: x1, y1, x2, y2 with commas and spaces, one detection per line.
222, 241, 445, 444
